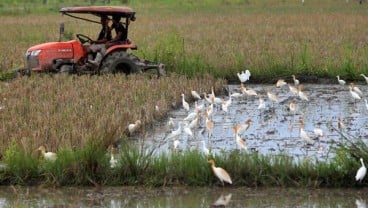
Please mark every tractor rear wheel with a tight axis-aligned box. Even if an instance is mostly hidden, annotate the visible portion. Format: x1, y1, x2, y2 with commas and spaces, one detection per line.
100, 51, 141, 75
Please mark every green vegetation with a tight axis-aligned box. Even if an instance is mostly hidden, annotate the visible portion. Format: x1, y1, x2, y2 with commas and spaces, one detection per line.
0, 136, 366, 188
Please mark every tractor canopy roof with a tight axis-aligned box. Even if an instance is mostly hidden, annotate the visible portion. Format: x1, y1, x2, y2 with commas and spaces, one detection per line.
59, 6, 136, 22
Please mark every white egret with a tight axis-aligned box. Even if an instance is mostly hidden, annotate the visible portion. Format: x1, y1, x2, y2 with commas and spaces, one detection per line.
265, 87, 278, 103
128, 119, 141, 134
257, 93, 266, 109
355, 158, 367, 182
167, 122, 182, 139
337, 117, 346, 131
275, 79, 287, 88
191, 90, 202, 100
337, 75, 346, 85
221, 96, 232, 112
233, 126, 247, 151
109, 145, 118, 168
208, 159, 232, 186
349, 85, 361, 101
173, 140, 181, 153
181, 93, 190, 111
298, 85, 309, 101
183, 122, 194, 138
289, 100, 296, 112
298, 120, 314, 145
292, 75, 300, 86
201, 140, 210, 156
237, 69, 251, 83
360, 74, 368, 84
288, 84, 298, 95
205, 111, 214, 138
37, 145, 57, 162
236, 119, 252, 134
350, 83, 363, 97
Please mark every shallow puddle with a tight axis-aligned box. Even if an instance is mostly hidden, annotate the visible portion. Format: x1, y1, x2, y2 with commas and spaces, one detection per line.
1, 186, 367, 207
134, 84, 368, 162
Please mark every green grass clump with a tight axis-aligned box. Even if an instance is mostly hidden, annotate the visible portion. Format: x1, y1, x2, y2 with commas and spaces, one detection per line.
0, 139, 365, 188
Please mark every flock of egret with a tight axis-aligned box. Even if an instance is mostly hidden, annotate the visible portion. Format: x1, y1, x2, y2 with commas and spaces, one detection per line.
155, 70, 368, 184
34, 70, 368, 185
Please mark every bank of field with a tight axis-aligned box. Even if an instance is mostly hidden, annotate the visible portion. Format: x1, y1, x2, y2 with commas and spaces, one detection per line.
1, 1, 368, 187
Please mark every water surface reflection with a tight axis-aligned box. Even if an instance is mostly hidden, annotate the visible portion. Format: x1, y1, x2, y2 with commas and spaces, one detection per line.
1, 186, 367, 207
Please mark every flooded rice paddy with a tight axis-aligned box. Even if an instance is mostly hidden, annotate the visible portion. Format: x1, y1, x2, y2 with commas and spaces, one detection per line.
1, 186, 368, 207
136, 84, 368, 162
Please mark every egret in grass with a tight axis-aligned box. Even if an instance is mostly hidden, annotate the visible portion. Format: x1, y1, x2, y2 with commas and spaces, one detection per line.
337, 75, 346, 85
128, 119, 141, 134
173, 140, 181, 153
109, 145, 118, 168
37, 145, 57, 162
201, 140, 210, 156
191, 90, 202, 100
208, 159, 232, 186
355, 158, 367, 182
292, 75, 300, 86
360, 74, 368, 84
181, 93, 190, 111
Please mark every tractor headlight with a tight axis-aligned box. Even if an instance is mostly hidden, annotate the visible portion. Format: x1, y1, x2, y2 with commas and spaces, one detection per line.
30, 50, 41, 56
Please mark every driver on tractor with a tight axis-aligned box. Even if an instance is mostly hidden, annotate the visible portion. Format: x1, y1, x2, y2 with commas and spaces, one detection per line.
87, 15, 111, 65
106, 15, 128, 48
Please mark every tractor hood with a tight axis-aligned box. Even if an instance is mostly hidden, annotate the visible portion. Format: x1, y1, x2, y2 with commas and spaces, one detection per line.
27, 41, 74, 53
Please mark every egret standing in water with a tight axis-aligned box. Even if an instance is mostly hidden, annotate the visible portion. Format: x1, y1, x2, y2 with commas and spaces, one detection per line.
208, 159, 232, 186
292, 75, 300, 86
360, 74, 368, 84
355, 158, 367, 182
181, 93, 190, 111
337, 75, 346, 85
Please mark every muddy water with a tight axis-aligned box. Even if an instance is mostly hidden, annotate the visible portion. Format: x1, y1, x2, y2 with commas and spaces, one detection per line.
136, 84, 368, 161
1, 186, 367, 207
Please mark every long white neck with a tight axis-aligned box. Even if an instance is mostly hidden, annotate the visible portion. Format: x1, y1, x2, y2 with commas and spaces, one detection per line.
361, 159, 365, 168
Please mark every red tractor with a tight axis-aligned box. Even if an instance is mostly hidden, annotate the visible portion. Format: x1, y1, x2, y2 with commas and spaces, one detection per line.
18, 6, 165, 76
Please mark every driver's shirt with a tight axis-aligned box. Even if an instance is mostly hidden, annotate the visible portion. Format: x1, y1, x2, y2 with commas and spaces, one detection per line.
113, 22, 127, 42
97, 26, 112, 41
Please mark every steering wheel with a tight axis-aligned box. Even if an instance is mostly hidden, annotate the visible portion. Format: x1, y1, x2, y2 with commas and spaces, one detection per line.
76, 34, 93, 44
